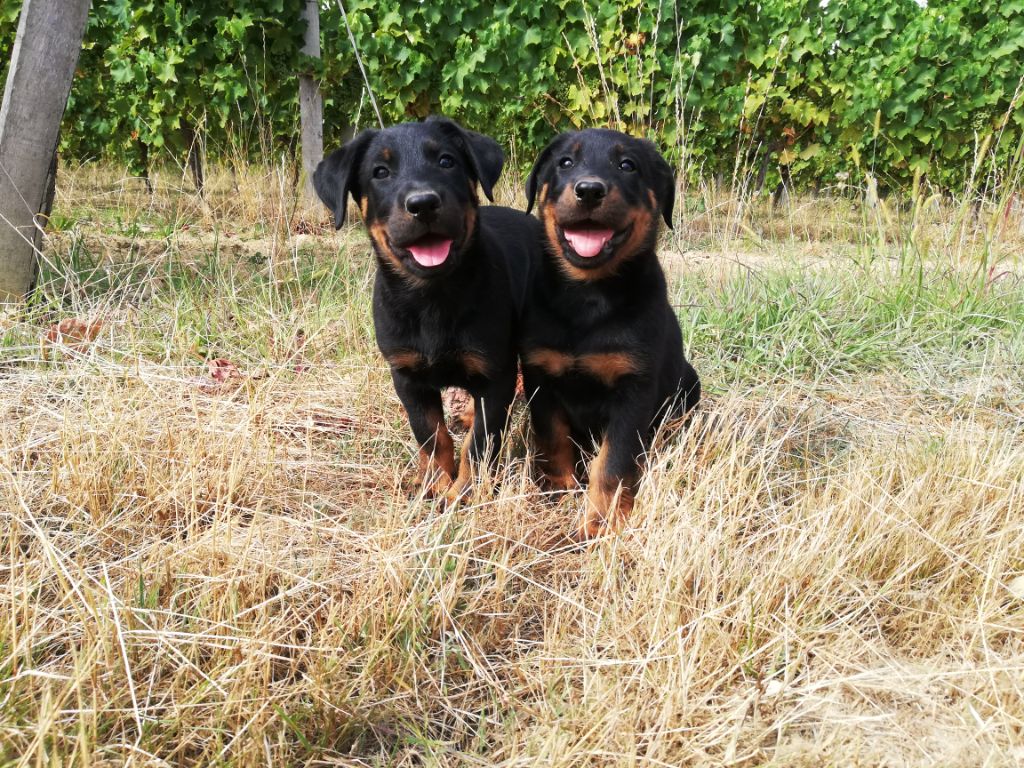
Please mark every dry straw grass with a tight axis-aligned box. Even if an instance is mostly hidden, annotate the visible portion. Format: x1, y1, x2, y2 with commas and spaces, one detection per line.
1, 164, 1023, 765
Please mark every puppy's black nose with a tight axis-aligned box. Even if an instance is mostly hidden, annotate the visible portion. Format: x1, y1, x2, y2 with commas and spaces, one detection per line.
574, 179, 607, 207
405, 191, 442, 220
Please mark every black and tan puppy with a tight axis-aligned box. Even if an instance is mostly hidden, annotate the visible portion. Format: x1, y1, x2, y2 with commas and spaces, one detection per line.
314, 118, 541, 503
522, 128, 700, 540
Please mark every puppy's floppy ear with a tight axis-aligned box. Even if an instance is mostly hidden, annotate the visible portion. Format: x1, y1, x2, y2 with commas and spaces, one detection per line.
525, 135, 564, 214
429, 116, 504, 202
312, 129, 377, 229
461, 128, 504, 202
643, 139, 676, 229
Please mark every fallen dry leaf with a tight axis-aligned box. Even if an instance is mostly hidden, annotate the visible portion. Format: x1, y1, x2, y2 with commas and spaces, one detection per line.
443, 369, 525, 431
292, 218, 333, 235
207, 357, 243, 383
41, 318, 103, 359
309, 412, 356, 435
443, 387, 475, 432
273, 411, 357, 439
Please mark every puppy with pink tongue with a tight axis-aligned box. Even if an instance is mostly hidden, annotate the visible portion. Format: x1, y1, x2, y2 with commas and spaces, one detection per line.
313, 118, 544, 506
519, 128, 701, 542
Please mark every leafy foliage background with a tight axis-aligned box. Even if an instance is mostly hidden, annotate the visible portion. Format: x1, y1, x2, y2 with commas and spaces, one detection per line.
1, 0, 1022, 191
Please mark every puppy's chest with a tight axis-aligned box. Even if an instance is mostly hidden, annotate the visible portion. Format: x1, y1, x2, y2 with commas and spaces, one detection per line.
522, 314, 644, 390
377, 310, 496, 384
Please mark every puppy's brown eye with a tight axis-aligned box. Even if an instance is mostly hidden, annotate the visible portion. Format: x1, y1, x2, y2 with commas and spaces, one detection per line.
438, 154, 455, 169
373, 166, 390, 179
619, 159, 636, 172
558, 157, 574, 169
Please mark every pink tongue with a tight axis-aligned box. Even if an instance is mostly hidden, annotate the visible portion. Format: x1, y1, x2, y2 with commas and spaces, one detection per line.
407, 237, 453, 267
563, 227, 614, 258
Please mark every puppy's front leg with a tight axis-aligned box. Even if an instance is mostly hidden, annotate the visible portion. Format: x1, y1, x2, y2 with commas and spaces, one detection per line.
392, 369, 456, 497
523, 369, 578, 493
445, 368, 517, 504
578, 402, 653, 541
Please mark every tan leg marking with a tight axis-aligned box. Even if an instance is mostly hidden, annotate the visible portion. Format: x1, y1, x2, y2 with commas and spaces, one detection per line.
417, 406, 456, 498
535, 408, 576, 492
444, 438, 475, 506
578, 441, 635, 541
444, 416, 478, 506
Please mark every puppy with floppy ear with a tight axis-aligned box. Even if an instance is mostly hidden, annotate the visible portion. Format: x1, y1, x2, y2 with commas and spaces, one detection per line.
313, 118, 542, 503
520, 128, 700, 540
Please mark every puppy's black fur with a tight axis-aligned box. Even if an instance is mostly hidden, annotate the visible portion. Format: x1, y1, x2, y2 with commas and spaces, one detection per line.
314, 118, 541, 501
521, 128, 700, 539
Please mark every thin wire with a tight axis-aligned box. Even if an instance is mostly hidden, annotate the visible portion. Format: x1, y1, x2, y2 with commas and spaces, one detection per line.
334, 0, 384, 128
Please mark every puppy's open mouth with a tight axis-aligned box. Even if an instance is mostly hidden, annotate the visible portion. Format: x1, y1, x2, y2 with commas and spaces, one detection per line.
561, 227, 615, 258
558, 223, 631, 261
404, 234, 454, 268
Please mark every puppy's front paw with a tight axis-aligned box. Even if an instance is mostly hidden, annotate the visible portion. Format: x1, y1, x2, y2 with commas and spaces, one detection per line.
539, 470, 577, 503
575, 482, 632, 541
441, 475, 472, 508
420, 470, 455, 500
